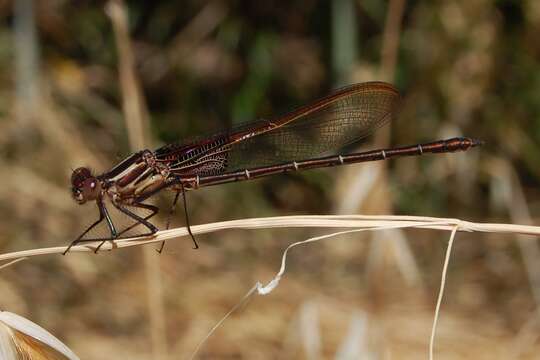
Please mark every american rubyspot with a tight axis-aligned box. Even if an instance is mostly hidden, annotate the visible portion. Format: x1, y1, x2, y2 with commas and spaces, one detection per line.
65, 82, 481, 254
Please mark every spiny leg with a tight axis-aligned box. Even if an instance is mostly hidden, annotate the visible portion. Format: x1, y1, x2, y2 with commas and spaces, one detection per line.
180, 181, 199, 250
94, 201, 118, 253
109, 201, 158, 244
115, 203, 159, 238
94, 202, 159, 253
64, 200, 117, 255
157, 181, 198, 253
165, 192, 180, 230
63, 213, 104, 255
157, 191, 180, 253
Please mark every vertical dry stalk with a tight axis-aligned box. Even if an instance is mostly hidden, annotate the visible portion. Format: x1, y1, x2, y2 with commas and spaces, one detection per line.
14, 0, 40, 129
331, 0, 358, 85
167, 1, 228, 64
377, 0, 406, 150
106, 0, 150, 150
366, 0, 413, 282
335, 0, 419, 286
105, 1, 167, 359
380, 0, 406, 82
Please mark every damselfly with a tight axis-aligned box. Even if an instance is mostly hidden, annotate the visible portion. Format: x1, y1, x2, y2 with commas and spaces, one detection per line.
65, 82, 481, 254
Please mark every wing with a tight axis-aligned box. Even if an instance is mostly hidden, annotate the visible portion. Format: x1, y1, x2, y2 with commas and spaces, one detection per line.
226, 82, 400, 170
155, 82, 401, 176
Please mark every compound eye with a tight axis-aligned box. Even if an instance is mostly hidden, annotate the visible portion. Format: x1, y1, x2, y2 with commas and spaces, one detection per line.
71, 167, 93, 187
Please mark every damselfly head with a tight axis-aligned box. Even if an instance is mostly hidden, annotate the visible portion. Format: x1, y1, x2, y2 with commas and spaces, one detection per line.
71, 167, 100, 204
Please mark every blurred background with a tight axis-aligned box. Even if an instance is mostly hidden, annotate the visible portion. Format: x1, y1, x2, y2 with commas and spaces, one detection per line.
1, 0, 540, 358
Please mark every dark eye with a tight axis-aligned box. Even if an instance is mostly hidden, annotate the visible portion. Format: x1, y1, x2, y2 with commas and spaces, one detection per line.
90, 181, 96, 189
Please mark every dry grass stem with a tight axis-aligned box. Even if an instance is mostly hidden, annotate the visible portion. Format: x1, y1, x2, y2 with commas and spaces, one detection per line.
189, 283, 260, 360
0, 258, 26, 270
429, 225, 458, 360
1, 214, 538, 263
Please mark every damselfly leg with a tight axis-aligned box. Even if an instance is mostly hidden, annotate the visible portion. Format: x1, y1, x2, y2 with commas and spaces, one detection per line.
158, 182, 198, 253
92, 202, 159, 253
113, 203, 159, 239
63, 201, 159, 255
63, 200, 116, 255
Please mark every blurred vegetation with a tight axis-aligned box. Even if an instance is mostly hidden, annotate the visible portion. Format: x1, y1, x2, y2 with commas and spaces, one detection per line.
1, 0, 540, 359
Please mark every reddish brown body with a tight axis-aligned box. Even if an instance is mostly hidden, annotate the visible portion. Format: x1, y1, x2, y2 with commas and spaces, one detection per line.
66, 82, 481, 254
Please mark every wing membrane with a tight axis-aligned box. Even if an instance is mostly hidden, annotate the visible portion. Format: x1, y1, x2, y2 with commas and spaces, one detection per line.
225, 82, 400, 170
156, 82, 400, 176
